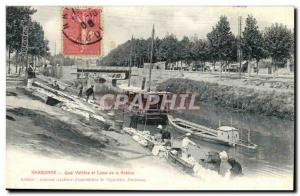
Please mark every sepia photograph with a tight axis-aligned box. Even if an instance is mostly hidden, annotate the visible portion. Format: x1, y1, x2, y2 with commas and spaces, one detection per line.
5, 5, 295, 191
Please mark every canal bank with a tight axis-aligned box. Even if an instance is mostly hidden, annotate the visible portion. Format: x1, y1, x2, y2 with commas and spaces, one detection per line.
157, 78, 294, 120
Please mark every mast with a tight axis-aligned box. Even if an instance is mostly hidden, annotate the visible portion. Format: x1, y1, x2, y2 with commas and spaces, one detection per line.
128, 35, 133, 87
147, 24, 155, 92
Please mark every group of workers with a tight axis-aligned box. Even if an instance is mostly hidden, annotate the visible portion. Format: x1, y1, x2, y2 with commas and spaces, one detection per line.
154, 124, 242, 177
78, 84, 95, 102
154, 125, 198, 162
26, 63, 95, 103
50, 81, 96, 102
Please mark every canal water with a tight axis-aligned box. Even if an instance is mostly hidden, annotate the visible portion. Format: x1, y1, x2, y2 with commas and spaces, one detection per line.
129, 102, 294, 178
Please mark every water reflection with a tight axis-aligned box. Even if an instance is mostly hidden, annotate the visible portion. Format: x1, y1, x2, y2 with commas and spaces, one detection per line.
128, 102, 294, 177
170, 103, 294, 177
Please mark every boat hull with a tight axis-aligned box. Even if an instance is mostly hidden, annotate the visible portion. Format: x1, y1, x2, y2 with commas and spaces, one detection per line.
167, 115, 258, 150
167, 115, 235, 147
167, 150, 194, 174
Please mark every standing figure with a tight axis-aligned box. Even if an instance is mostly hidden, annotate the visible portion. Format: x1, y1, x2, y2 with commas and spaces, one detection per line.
86, 85, 95, 102
78, 84, 83, 98
181, 133, 197, 159
27, 63, 35, 88
158, 125, 171, 144
218, 151, 231, 177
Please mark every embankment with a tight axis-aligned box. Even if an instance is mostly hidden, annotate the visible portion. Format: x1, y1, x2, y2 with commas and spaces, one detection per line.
157, 78, 294, 120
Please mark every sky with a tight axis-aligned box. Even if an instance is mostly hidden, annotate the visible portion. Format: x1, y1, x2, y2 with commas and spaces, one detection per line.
32, 6, 294, 56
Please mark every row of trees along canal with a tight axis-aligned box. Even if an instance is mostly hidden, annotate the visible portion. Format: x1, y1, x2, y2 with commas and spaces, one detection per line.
6, 6, 50, 74
99, 15, 294, 75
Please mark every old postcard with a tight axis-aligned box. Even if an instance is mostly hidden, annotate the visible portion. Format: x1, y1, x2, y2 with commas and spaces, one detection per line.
6, 6, 295, 190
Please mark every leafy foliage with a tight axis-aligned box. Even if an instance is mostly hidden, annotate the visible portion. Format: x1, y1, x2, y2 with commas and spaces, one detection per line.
206, 16, 237, 64
264, 23, 293, 66
98, 15, 293, 73
242, 15, 268, 73
6, 6, 37, 52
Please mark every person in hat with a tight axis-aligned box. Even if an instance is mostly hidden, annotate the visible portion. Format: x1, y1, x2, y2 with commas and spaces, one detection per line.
157, 124, 163, 131
27, 63, 35, 88
181, 133, 197, 159
154, 125, 163, 143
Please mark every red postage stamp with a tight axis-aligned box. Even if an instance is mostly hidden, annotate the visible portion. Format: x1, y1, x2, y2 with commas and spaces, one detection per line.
62, 7, 102, 56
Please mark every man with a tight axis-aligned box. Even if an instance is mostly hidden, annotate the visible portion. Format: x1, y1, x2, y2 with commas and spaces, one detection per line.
86, 85, 95, 102
52, 81, 60, 90
158, 125, 171, 143
227, 158, 243, 177
27, 63, 35, 88
181, 133, 197, 159
154, 125, 163, 143
78, 84, 83, 98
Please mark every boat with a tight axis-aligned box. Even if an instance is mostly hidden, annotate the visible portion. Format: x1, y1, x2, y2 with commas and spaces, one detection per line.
123, 127, 196, 173
167, 115, 258, 150
166, 148, 194, 174
124, 90, 172, 124
121, 26, 172, 125
123, 127, 159, 149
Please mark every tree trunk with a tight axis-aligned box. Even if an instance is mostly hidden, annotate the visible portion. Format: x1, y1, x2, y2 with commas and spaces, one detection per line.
8, 47, 11, 74
143, 58, 145, 68
274, 59, 277, 79
271, 58, 275, 79
219, 62, 222, 80
219, 55, 222, 80
248, 58, 251, 80
139, 56, 142, 67
256, 60, 259, 75
15, 52, 19, 74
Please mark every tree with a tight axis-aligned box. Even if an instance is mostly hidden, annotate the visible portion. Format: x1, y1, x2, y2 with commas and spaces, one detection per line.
264, 23, 293, 74
49, 53, 75, 66
242, 15, 266, 74
6, 6, 36, 74
157, 34, 180, 69
28, 21, 50, 65
179, 36, 192, 67
190, 36, 208, 71
207, 16, 236, 78
153, 37, 162, 64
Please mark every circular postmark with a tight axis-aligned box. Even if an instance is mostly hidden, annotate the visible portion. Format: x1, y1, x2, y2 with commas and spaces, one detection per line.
62, 8, 102, 46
